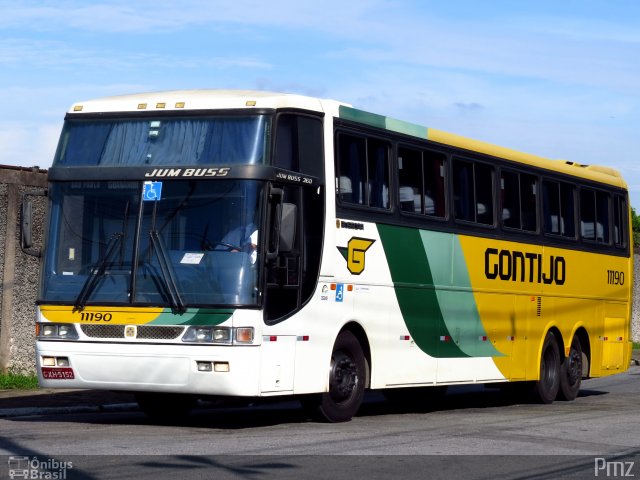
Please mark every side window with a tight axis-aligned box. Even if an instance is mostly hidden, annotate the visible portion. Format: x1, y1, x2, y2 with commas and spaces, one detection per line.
580, 188, 610, 243
501, 170, 537, 232
543, 180, 576, 238
275, 114, 324, 179
398, 146, 446, 217
453, 158, 494, 225
613, 195, 627, 247
336, 132, 390, 209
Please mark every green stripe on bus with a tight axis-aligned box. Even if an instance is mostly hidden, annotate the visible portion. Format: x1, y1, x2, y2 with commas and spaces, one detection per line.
151, 308, 234, 325
339, 106, 428, 139
377, 224, 467, 358
420, 231, 501, 357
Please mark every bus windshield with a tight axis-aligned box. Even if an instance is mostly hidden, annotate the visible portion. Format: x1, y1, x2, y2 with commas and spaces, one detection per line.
53, 115, 269, 166
42, 180, 263, 307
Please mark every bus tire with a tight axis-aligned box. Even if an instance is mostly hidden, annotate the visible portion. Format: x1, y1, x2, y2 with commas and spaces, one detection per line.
533, 331, 561, 404
135, 392, 196, 420
557, 336, 583, 401
304, 330, 366, 422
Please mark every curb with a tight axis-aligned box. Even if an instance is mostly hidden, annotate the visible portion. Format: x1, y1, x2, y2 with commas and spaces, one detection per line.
0, 402, 138, 419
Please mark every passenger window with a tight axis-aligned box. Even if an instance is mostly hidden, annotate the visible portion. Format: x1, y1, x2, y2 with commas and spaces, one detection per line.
398, 146, 446, 217
543, 180, 576, 238
336, 132, 389, 209
501, 170, 537, 232
453, 158, 494, 225
580, 188, 610, 243
613, 195, 627, 247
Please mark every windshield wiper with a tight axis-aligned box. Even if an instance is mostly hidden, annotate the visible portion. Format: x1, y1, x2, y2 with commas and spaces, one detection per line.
74, 232, 124, 311
149, 230, 186, 313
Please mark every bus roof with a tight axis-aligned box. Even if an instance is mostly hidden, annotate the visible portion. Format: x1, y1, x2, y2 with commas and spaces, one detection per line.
68, 89, 347, 116
68, 89, 626, 190
338, 105, 627, 190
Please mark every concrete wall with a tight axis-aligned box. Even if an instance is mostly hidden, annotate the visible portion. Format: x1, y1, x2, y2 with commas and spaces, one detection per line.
0, 166, 47, 374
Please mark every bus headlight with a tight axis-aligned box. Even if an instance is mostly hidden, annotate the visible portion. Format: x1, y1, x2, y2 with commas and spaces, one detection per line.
37, 323, 79, 341
182, 326, 254, 345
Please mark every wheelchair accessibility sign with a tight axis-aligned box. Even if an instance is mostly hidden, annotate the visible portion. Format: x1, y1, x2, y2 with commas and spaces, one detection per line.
143, 181, 163, 201
335, 283, 344, 302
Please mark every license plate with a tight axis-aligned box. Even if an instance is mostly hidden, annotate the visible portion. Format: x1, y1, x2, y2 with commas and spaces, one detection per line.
42, 367, 75, 380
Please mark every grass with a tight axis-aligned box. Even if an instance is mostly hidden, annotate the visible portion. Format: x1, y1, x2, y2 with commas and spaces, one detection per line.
634, 342, 640, 351
0, 371, 39, 390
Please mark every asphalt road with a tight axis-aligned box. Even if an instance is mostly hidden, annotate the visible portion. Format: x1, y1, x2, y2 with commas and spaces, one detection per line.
1, 366, 639, 479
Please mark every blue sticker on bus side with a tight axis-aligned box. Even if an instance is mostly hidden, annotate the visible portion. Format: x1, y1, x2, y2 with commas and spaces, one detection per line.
335, 283, 344, 302
143, 181, 162, 201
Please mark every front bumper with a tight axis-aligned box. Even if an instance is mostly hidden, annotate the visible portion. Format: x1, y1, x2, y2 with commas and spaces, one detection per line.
36, 340, 262, 397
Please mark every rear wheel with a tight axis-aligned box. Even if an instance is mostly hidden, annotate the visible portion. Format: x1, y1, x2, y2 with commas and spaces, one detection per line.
557, 336, 583, 401
533, 331, 561, 404
135, 392, 197, 420
302, 330, 366, 422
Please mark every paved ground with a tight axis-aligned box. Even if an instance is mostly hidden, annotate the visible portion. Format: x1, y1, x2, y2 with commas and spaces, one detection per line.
1, 351, 638, 417
0, 388, 135, 413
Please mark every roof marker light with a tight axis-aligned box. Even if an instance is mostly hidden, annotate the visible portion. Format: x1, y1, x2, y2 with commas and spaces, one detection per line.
246, 100, 257, 106
73, 105, 83, 112
138, 103, 147, 110
175, 102, 185, 108
156, 102, 166, 109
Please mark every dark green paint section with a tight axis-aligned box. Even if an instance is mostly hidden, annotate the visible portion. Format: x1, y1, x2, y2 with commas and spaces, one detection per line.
377, 224, 467, 358
150, 308, 234, 326
337, 246, 348, 261
339, 106, 428, 139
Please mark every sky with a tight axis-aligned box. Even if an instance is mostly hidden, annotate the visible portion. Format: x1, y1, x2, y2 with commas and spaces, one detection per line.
1, 0, 640, 209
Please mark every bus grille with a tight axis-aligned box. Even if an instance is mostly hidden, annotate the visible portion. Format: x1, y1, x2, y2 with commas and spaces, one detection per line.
137, 326, 185, 340
80, 325, 185, 340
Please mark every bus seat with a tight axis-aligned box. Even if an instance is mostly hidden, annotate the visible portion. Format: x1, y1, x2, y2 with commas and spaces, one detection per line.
423, 195, 435, 215
338, 176, 353, 203
550, 215, 564, 234
581, 221, 605, 241
399, 186, 415, 212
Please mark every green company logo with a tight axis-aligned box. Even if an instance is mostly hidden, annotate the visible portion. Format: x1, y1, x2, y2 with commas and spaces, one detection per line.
337, 237, 375, 275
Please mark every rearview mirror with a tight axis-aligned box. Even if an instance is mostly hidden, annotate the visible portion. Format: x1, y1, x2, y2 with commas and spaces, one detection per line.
20, 190, 47, 257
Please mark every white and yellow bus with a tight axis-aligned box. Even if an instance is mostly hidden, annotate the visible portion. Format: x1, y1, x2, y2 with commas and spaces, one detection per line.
25, 90, 633, 422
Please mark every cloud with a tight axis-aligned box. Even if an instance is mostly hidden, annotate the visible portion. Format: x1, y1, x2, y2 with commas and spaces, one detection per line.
0, 38, 271, 72
0, 0, 385, 34
0, 121, 61, 169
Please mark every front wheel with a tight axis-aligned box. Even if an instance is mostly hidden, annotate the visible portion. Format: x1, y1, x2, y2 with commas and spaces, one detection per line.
533, 331, 561, 404
302, 330, 366, 422
557, 336, 583, 401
